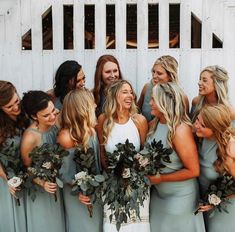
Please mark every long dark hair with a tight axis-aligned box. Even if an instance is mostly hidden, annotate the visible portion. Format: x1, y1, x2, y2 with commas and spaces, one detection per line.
54, 60, 82, 103
0, 81, 29, 145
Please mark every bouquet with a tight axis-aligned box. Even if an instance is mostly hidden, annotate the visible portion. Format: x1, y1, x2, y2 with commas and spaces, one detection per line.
27, 143, 69, 201
103, 139, 172, 231
71, 146, 105, 217
0, 141, 28, 205
195, 174, 235, 217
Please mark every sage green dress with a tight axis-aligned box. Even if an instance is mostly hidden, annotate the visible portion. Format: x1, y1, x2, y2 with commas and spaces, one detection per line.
141, 81, 154, 122
0, 136, 27, 232
199, 138, 235, 232
149, 123, 205, 232
25, 126, 65, 232
60, 134, 103, 232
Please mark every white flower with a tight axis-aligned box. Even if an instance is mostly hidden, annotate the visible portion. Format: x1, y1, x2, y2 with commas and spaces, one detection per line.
42, 162, 52, 169
139, 157, 149, 167
75, 171, 88, 181
135, 153, 143, 161
7, 177, 22, 188
122, 168, 131, 179
208, 194, 222, 206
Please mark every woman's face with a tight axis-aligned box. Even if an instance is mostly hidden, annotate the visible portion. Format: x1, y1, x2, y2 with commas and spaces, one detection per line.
194, 113, 214, 138
35, 101, 57, 127
198, 71, 215, 96
117, 83, 134, 110
102, 61, 120, 86
1, 92, 21, 119
75, 69, 86, 89
152, 64, 170, 85
149, 95, 163, 119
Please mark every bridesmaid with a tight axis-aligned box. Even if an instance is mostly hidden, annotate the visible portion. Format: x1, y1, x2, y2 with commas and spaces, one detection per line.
147, 82, 205, 232
0, 81, 29, 232
93, 54, 123, 117
57, 89, 103, 232
137, 55, 189, 121
47, 60, 85, 110
20, 90, 65, 232
194, 104, 235, 232
191, 65, 235, 121
96, 80, 149, 232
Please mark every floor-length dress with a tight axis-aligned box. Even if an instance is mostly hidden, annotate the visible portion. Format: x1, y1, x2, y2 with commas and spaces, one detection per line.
60, 134, 103, 232
199, 138, 235, 232
103, 117, 150, 232
25, 126, 65, 232
0, 135, 27, 232
149, 123, 205, 232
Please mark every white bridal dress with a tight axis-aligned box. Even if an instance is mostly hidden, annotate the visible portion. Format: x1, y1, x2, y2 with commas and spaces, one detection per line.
103, 118, 150, 232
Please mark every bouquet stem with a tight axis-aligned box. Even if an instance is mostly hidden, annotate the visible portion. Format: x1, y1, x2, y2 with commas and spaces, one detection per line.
87, 204, 93, 218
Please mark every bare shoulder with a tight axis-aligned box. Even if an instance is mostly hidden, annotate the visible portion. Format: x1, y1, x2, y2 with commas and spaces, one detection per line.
22, 129, 39, 145
132, 113, 147, 125
192, 96, 200, 106
175, 123, 192, 137
57, 129, 74, 149
228, 105, 235, 120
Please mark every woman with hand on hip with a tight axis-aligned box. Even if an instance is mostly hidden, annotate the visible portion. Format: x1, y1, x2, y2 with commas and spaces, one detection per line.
194, 104, 235, 232
58, 89, 103, 232
0, 81, 29, 232
147, 82, 205, 232
21, 90, 65, 232
96, 80, 149, 232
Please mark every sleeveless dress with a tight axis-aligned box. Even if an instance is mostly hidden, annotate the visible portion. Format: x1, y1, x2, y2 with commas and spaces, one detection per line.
149, 123, 205, 232
25, 126, 65, 232
0, 135, 27, 232
103, 117, 150, 232
60, 133, 103, 232
141, 81, 154, 122
199, 138, 235, 232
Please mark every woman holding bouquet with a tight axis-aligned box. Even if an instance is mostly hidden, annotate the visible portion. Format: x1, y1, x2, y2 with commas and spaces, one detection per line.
147, 82, 205, 231
0, 81, 29, 232
194, 104, 235, 232
20, 90, 65, 232
57, 89, 103, 232
96, 80, 149, 231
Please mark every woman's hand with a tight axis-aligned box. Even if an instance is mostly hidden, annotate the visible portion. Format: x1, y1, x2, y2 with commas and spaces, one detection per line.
43, 181, 57, 194
8, 186, 20, 198
197, 204, 214, 212
79, 193, 91, 205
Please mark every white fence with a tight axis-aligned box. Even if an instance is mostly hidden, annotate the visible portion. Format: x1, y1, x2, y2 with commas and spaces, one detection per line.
0, 0, 235, 106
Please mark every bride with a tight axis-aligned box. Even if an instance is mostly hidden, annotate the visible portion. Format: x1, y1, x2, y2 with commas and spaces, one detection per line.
96, 80, 150, 232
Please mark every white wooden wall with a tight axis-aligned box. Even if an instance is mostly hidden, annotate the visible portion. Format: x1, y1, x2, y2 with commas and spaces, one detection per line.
0, 0, 235, 106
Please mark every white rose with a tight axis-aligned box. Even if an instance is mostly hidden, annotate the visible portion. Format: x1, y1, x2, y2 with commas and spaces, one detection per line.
208, 194, 222, 206
7, 177, 22, 188
42, 162, 52, 169
139, 157, 149, 167
122, 168, 131, 179
75, 171, 88, 181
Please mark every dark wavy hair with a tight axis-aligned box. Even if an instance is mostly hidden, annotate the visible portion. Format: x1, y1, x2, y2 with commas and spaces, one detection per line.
22, 90, 52, 120
0, 81, 29, 144
93, 55, 123, 108
53, 60, 82, 103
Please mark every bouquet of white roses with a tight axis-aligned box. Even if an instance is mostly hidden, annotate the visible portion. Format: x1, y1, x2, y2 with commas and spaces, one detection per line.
103, 139, 172, 231
27, 143, 69, 201
0, 141, 28, 205
71, 146, 105, 217
195, 174, 235, 217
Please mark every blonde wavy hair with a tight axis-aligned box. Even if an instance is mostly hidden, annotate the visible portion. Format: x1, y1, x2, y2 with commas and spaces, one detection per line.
61, 89, 96, 151
103, 80, 138, 144
148, 82, 191, 148
192, 65, 229, 122
200, 104, 235, 174
153, 55, 179, 83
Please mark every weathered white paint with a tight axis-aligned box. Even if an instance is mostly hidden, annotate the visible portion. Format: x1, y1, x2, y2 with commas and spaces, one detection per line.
0, 0, 235, 108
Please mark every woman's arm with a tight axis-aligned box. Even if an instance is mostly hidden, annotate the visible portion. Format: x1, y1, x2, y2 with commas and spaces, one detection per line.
0, 164, 7, 180
148, 123, 200, 184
